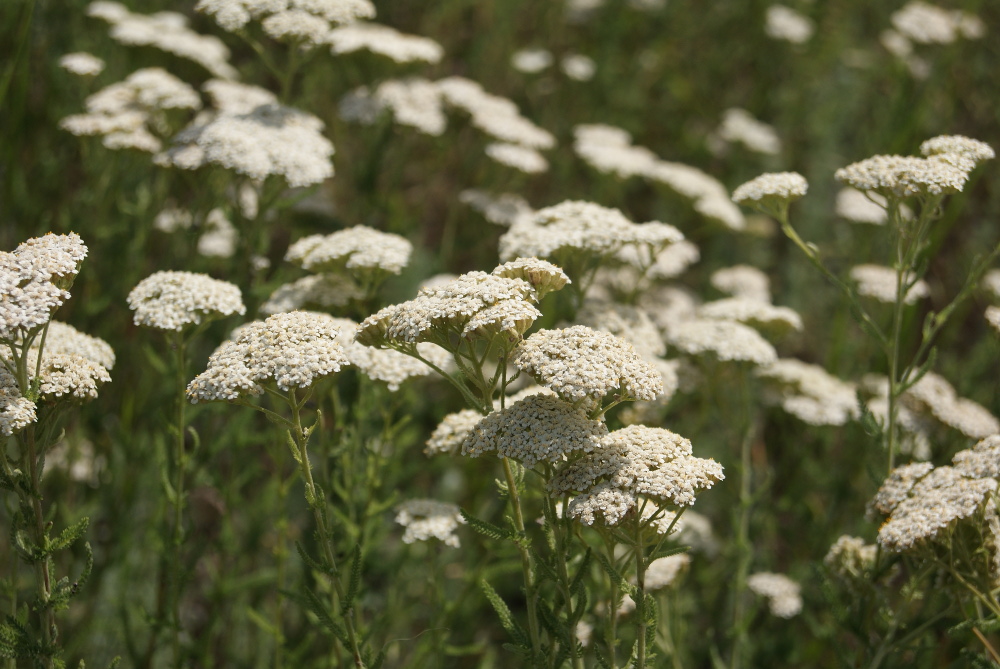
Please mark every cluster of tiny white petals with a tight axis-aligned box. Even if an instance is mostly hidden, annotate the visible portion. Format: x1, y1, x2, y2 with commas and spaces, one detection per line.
511, 48, 553, 73
60, 68, 201, 153
197, 209, 237, 258
437, 76, 555, 149
36, 322, 116, 371
462, 394, 607, 468
196, 0, 375, 37
953, 435, 1000, 480
834, 151, 977, 198
287, 226, 412, 275
204, 79, 278, 114
325, 317, 446, 391
824, 535, 878, 578
261, 274, 364, 314
698, 298, 803, 336
903, 372, 1000, 439
394, 499, 465, 548
835, 187, 898, 224
561, 54, 596, 81
716, 108, 782, 155
616, 239, 700, 282
492, 258, 570, 300
552, 425, 723, 526
747, 572, 802, 617
59, 52, 106, 76
485, 142, 549, 173
156, 101, 334, 187
891, 1, 985, 45
127, 271, 245, 331
756, 359, 859, 426
572, 124, 745, 230
460, 190, 534, 227
644, 554, 691, 590
576, 302, 666, 358
425, 408, 484, 456
849, 264, 930, 304
732, 172, 808, 206
368, 78, 448, 136
328, 22, 443, 63
513, 326, 663, 405
765, 5, 814, 44
1, 233, 88, 340
89, 2, 237, 79
1, 367, 36, 436
187, 311, 350, 402
665, 320, 777, 366
27, 351, 112, 402
711, 265, 771, 303
920, 135, 995, 166
875, 464, 997, 551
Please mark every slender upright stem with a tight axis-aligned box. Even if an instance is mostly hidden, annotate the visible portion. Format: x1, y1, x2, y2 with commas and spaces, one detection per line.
23, 427, 55, 669
170, 332, 188, 668
500, 457, 542, 661
729, 369, 755, 669
634, 519, 648, 669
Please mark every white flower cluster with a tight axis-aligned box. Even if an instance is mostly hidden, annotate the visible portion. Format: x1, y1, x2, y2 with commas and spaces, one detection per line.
835, 135, 993, 199
549, 425, 724, 525
356, 260, 568, 349
890, 1, 985, 46
764, 5, 814, 44
127, 271, 246, 332
873, 441, 999, 552
462, 393, 608, 468
326, 317, 449, 391
644, 554, 691, 590
824, 535, 878, 579
438, 76, 555, 149
328, 22, 443, 62
513, 325, 663, 407
485, 142, 549, 174
665, 319, 778, 366
197, 0, 375, 45
711, 265, 771, 303
756, 359, 859, 426
60, 68, 202, 153
499, 200, 684, 265
59, 52, 105, 77
286, 226, 413, 276
394, 499, 465, 548
901, 372, 1000, 439
1, 374, 38, 436
732, 172, 808, 207
88, 2, 237, 79
747, 572, 802, 617
1, 233, 88, 340
835, 188, 914, 225
459, 190, 534, 227
716, 108, 782, 155
425, 408, 484, 456
187, 311, 350, 402
697, 298, 802, 337
511, 48, 553, 73
157, 92, 334, 187
849, 264, 929, 305
573, 124, 745, 230
39, 321, 117, 371
261, 275, 364, 314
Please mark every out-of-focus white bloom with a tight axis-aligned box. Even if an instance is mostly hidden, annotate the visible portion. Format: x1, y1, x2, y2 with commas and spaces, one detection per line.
644, 554, 691, 590
485, 142, 549, 173
287, 226, 412, 275
711, 265, 771, 303
666, 320, 778, 366
732, 172, 808, 206
395, 499, 465, 547
765, 5, 814, 44
154, 206, 194, 232
198, 208, 238, 258
511, 48, 553, 73
460, 190, 534, 227
757, 359, 859, 426
748, 572, 802, 617
437, 76, 555, 149
561, 54, 595, 81
59, 52, 105, 76
326, 317, 449, 391
128, 270, 245, 331
328, 22, 443, 63
341, 79, 447, 136
849, 264, 929, 304
717, 108, 782, 155
891, 1, 984, 45
89, 2, 237, 79
196, 0, 375, 38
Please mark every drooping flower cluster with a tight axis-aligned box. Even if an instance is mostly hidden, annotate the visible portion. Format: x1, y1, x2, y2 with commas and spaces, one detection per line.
60, 68, 202, 153
548, 425, 724, 526
187, 311, 350, 402
128, 271, 246, 332
88, 2, 237, 79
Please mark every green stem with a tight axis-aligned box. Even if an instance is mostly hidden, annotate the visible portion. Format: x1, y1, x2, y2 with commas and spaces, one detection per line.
635, 517, 648, 669
729, 369, 755, 669
23, 427, 55, 668
501, 456, 542, 662
170, 332, 188, 668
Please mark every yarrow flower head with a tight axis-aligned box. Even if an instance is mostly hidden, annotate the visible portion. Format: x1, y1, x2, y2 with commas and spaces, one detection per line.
425, 408, 485, 456
127, 271, 245, 332
394, 499, 465, 548
512, 325, 663, 409
196, 0, 376, 41
748, 572, 802, 617
328, 22, 444, 63
665, 319, 778, 366
732, 172, 808, 213
59, 52, 105, 76
461, 393, 608, 468
548, 425, 724, 526
286, 226, 413, 277
187, 311, 350, 402
756, 359, 859, 426
325, 317, 449, 391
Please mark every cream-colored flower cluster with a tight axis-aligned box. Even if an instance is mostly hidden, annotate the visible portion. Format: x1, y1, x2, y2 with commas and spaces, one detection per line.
187, 311, 350, 402
835, 135, 993, 199
287, 226, 413, 276
394, 499, 465, 548
849, 264, 929, 305
61, 68, 201, 153
328, 22, 443, 63
196, 0, 375, 46
756, 359, 859, 426
889, 1, 984, 47
325, 317, 449, 391
549, 425, 724, 525
872, 438, 1000, 553
59, 52, 105, 77
764, 5, 813, 44
356, 259, 568, 349
460, 190, 534, 228
747, 572, 802, 617
573, 124, 745, 230
731, 172, 808, 207
127, 271, 246, 332
88, 2, 237, 79
715, 108, 782, 155
824, 535, 878, 579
